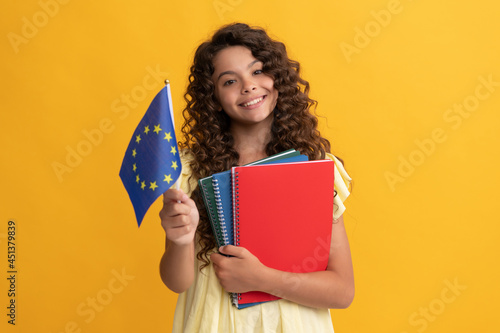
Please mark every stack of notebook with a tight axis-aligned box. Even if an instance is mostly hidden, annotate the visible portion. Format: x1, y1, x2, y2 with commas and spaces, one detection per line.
198, 149, 335, 309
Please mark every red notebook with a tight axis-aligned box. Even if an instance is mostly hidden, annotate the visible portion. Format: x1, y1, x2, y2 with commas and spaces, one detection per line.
231, 160, 335, 306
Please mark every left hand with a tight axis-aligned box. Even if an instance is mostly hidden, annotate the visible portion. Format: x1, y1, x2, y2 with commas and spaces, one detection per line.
210, 245, 267, 293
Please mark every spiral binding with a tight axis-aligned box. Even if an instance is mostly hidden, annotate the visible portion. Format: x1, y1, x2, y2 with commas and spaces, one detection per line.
233, 171, 240, 246
213, 178, 229, 245
230, 170, 242, 307
200, 181, 224, 246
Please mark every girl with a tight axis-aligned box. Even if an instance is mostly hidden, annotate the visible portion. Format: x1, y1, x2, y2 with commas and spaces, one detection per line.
159, 23, 354, 332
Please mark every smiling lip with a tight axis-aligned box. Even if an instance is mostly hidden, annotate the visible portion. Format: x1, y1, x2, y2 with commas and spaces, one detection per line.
239, 95, 266, 109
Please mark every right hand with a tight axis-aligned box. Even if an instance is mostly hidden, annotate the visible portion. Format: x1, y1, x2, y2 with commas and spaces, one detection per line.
160, 189, 199, 246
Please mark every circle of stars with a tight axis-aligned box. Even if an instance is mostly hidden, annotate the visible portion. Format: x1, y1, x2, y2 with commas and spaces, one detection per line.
131, 122, 179, 192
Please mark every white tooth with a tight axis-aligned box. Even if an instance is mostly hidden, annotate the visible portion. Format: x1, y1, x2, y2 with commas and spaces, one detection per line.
243, 97, 263, 107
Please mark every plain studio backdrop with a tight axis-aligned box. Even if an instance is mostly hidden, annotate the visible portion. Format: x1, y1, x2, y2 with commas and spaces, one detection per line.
1, 0, 499, 332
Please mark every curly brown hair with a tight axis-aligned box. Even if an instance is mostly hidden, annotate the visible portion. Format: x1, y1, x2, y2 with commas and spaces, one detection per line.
180, 23, 335, 268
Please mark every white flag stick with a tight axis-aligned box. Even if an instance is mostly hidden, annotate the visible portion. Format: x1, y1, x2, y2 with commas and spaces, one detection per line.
165, 80, 182, 192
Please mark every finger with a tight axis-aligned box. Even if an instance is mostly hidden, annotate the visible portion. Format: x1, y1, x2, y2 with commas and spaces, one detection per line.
163, 188, 188, 203
219, 245, 246, 257
163, 202, 191, 217
210, 252, 223, 266
160, 194, 192, 216
161, 214, 191, 229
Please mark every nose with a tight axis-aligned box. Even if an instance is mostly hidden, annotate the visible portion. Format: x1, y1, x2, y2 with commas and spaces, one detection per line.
241, 77, 257, 94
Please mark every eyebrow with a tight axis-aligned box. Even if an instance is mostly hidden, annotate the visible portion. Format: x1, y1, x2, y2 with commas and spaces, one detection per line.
216, 59, 261, 82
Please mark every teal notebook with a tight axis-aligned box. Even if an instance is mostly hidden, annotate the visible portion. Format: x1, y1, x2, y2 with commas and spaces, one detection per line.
198, 176, 225, 248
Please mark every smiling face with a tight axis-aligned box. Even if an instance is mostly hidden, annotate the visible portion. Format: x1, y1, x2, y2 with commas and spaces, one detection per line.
212, 46, 278, 129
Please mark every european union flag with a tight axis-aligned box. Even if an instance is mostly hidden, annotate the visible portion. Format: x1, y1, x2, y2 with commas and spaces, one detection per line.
119, 84, 182, 226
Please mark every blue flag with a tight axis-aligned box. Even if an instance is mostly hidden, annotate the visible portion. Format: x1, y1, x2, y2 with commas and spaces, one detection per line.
119, 84, 182, 226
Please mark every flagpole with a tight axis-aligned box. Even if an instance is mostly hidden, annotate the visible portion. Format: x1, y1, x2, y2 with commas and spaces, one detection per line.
165, 79, 182, 193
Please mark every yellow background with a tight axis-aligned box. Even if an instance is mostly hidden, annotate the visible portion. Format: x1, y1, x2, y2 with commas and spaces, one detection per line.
1, 0, 499, 332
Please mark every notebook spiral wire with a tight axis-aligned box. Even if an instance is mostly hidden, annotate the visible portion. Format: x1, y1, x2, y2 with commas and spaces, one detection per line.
233, 171, 240, 246
213, 178, 229, 245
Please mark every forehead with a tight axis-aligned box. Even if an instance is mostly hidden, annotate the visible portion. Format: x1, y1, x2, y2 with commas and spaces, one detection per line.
212, 46, 259, 73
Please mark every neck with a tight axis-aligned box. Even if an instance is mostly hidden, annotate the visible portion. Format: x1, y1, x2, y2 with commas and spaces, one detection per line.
230, 121, 272, 165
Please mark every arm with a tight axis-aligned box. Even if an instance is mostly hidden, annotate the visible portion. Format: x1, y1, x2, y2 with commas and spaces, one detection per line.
159, 189, 199, 293
211, 215, 354, 309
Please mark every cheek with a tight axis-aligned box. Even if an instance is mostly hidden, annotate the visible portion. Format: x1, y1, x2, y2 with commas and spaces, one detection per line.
214, 89, 228, 107
270, 90, 279, 108
263, 76, 275, 90
218, 93, 233, 108
264, 79, 278, 101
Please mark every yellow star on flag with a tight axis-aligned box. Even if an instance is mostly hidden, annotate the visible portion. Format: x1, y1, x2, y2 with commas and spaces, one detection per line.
170, 146, 177, 156
164, 174, 173, 184
164, 132, 172, 141
136, 175, 140, 183
141, 181, 146, 190
133, 163, 137, 172
149, 181, 158, 191
144, 126, 150, 134
171, 161, 178, 170
135, 135, 141, 143
132, 149, 137, 157
153, 124, 162, 134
